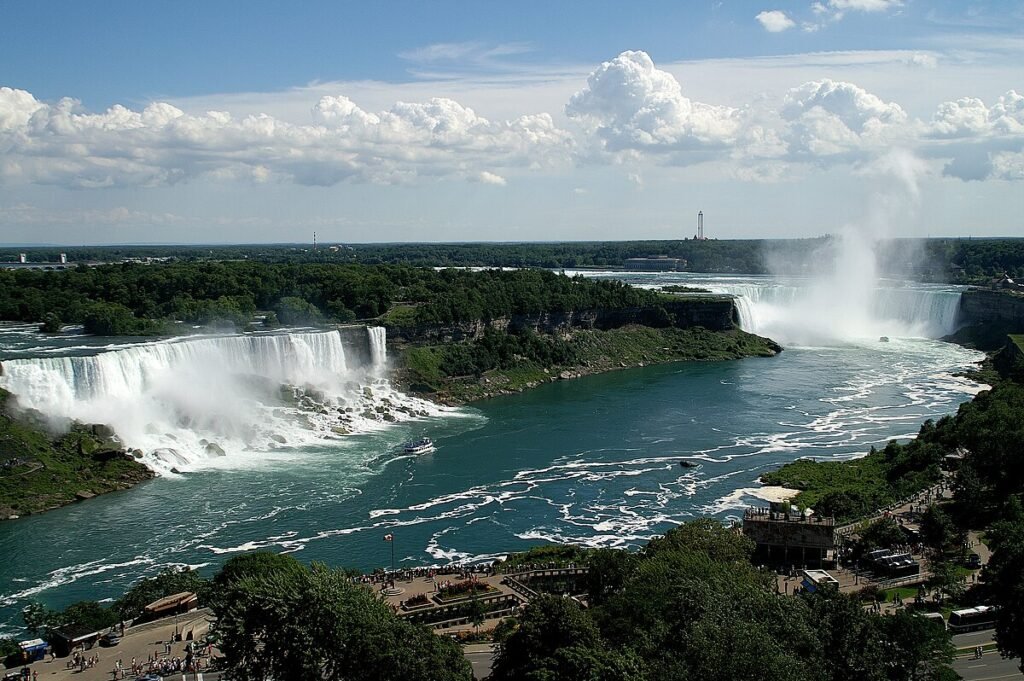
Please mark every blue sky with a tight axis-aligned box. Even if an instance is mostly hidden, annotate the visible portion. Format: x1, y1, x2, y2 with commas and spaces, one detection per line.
1, 0, 1022, 244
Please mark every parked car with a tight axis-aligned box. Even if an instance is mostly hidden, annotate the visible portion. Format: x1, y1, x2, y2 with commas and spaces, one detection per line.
965, 552, 982, 569
98, 633, 121, 647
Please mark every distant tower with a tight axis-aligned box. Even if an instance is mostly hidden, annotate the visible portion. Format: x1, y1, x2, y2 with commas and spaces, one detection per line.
697, 211, 704, 240
313, 232, 317, 250
18, 253, 26, 264
59, 253, 67, 264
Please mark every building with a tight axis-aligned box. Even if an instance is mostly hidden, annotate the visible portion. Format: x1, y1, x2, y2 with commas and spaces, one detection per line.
742, 503, 838, 566
142, 591, 199, 623
623, 255, 682, 271
18, 253, 27, 264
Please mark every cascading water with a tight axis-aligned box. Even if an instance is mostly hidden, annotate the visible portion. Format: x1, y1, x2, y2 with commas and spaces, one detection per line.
0, 327, 442, 474
368, 326, 387, 372
712, 279, 963, 344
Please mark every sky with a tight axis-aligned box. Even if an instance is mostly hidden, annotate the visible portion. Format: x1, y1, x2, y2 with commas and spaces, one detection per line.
0, 0, 1022, 245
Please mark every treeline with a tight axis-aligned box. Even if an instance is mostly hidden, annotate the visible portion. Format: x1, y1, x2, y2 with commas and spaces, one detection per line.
6, 238, 1022, 281
0, 263, 664, 334
760, 418, 954, 523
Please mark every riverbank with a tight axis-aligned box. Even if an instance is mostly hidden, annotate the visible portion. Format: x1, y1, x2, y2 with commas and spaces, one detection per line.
395, 325, 782, 404
0, 389, 154, 520
759, 335, 1018, 524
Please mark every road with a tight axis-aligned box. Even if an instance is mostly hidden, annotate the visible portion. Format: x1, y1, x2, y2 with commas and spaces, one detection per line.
954, 654, 1023, 680
952, 631, 1022, 680
463, 643, 496, 680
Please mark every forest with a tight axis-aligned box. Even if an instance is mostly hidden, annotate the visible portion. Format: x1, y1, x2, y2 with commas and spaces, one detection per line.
0, 263, 665, 335
4, 237, 1022, 282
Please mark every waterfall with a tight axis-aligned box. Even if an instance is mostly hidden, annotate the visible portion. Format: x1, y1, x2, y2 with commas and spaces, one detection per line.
0, 329, 441, 474
708, 280, 963, 344
367, 326, 387, 371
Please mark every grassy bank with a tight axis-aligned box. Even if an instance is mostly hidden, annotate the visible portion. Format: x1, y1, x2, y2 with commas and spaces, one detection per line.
397, 325, 781, 404
0, 389, 154, 519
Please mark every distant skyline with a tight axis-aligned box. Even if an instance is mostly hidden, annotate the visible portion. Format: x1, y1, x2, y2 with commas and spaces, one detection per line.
1, 0, 1022, 244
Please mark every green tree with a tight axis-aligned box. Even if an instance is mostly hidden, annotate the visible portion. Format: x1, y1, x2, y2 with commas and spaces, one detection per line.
491, 595, 641, 681
982, 497, 1024, 669
39, 312, 61, 333
274, 296, 323, 326
212, 557, 471, 681
468, 592, 486, 634
115, 567, 208, 621
878, 611, 955, 681
919, 505, 964, 555
22, 601, 52, 637
55, 601, 119, 632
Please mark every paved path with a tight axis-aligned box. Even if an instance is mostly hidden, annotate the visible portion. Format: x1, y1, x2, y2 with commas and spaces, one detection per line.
18, 611, 214, 681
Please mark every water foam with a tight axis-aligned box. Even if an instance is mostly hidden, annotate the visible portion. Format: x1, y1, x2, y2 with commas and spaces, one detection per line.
0, 327, 447, 474
714, 279, 963, 343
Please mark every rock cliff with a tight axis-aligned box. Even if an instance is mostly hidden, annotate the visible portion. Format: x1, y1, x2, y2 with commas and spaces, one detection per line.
386, 296, 737, 343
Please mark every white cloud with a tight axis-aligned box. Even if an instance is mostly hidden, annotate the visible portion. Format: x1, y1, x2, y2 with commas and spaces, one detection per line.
828, 0, 901, 12
927, 90, 1024, 138
756, 10, 796, 32
0, 87, 573, 189
781, 79, 908, 157
565, 51, 742, 157
991, 150, 1024, 180
475, 171, 507, 185
925, 90, 1024, 181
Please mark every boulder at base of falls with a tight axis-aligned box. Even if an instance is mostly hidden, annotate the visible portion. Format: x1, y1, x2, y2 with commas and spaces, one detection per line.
271, 434, 287, 444
205, 442, 226, 457
131, 449, 144, 459
90, 424, 116, 438
75, 490, 95, 501
331, 426, 350, 435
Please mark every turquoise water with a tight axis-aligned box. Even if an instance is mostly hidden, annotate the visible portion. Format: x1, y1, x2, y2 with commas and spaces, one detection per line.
0, 277, 984, 635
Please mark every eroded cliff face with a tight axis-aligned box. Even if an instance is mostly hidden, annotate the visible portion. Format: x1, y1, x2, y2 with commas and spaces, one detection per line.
386, 297, 737, 343
959, 289, 1024, 327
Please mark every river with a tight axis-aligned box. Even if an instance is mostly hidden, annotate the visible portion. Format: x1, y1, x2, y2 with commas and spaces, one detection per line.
0, 272, 984, 634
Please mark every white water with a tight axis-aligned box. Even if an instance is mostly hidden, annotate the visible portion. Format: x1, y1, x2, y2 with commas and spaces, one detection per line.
713, 279, 964, 344
368, 326, 387, 373
0, 327, 445, 474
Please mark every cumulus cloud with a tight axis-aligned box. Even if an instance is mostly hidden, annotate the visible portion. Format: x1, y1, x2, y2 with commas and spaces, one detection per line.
0, 87, 573, 189
781, 79, 908, 157
756, 10, 796, 32
927, 90, 1024, 139
925, 90, 1024, 181
565, 51, 742, 158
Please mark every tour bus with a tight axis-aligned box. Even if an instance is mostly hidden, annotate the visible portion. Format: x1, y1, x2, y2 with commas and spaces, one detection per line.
948, 606, 998, 633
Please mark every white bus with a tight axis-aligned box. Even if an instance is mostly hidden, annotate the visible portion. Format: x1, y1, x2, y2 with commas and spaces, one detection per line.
948, 606, 997, 633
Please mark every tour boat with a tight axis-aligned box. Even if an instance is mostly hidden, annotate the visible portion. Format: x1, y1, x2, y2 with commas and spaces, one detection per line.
403, 437, 435, 455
